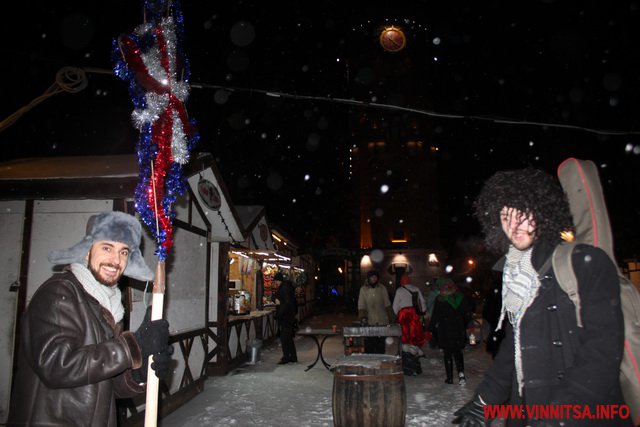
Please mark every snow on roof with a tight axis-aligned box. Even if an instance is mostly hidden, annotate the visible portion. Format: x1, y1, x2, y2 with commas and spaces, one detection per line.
0, 155, 138, 180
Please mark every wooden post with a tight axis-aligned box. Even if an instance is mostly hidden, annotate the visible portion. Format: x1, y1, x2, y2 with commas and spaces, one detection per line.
144, 261, 166, 427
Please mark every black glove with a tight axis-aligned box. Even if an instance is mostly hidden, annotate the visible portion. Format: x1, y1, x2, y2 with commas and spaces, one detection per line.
134, 306, 170, 357
132, 345, 174, 383
132, 306, 170, 383
452, 394, 491, 427
151, 345, 174, 380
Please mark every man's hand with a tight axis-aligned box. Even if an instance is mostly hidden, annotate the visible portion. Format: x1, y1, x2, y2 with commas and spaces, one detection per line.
134, 307, 170, 357
452, 394, 491, 427
132, 306, 171, 383
132, 345, 174, 383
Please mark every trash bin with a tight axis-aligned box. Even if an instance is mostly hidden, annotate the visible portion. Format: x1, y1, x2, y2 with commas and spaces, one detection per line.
247, 339, 263, 364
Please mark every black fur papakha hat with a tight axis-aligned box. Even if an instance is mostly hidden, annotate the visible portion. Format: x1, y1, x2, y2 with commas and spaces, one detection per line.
48, 211, 154, 281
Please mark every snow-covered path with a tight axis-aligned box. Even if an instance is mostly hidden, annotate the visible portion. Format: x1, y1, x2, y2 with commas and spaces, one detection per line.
159, 309, 502, 427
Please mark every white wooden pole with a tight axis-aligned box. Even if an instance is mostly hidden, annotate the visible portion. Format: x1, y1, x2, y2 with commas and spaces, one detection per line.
144, 261, 166, 427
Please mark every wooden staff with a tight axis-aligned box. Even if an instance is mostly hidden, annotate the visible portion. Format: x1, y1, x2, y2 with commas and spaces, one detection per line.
144, 260, 165, 427
145, 161, 165, 427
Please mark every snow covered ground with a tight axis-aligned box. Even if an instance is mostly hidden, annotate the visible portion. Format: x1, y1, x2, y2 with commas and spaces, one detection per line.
159, 310, 504, 427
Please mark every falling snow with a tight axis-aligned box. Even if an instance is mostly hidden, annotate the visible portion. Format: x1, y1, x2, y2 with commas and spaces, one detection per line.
1, 1, 639, 258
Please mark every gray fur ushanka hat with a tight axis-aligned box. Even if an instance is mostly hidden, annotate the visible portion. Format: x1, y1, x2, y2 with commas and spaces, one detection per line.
48, 211, 154, 282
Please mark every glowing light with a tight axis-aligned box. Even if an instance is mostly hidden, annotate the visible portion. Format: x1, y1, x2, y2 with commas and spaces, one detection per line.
561, 230, 575, 242
428, 253, 439, 266
360, 255, 372, 268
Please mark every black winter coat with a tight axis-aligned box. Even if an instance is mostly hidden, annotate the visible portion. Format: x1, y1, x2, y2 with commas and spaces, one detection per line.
276, 280, 297, 325
430, 293, 472, 351
477, 241, 629, 427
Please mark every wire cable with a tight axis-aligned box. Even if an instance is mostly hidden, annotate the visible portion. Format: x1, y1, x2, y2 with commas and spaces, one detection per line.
190, 82, 640, 136
0, 67, 88, 133
2, 66, 639, 137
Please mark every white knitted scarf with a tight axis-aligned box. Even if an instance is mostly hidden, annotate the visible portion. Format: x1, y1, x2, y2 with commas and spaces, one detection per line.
70, 263, 125, 323
495, 246, 540, 396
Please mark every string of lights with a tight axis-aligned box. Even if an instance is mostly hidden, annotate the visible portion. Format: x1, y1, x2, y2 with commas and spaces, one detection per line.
216, 209, 239, 245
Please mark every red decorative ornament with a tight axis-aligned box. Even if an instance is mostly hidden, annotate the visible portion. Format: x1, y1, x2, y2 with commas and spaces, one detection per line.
115, 12, 197, 259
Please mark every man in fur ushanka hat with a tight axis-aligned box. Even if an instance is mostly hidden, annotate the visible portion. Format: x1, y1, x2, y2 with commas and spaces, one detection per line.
8, 211, 173, 427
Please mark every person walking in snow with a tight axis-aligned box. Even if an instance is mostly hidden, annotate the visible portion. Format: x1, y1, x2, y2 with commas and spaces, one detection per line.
429, 278, 472, 385
392, 272, 428, 349
358, 270, 396, 354
8, 211, 172, 426
453, 168, 628, 427
393, 273, 429, 375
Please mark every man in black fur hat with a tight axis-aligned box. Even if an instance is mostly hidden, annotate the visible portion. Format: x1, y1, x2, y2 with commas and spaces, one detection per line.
8, 211, 173, 426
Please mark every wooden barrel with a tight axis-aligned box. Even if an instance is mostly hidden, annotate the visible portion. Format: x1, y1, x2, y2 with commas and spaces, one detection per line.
332, 354, 406, 427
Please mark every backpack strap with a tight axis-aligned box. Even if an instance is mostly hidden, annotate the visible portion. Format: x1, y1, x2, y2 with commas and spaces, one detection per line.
551, 242, 583, 328
403, 287, 425, 314
538, 253, 554, 280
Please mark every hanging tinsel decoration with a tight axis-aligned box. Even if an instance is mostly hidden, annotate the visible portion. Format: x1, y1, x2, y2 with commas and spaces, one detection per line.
112, 0, 198, 260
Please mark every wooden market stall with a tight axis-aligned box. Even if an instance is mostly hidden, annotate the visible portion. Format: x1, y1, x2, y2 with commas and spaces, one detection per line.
226, 207, 318, 353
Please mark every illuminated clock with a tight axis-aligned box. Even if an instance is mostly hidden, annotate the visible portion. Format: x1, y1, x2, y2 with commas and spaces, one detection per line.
379, 26, 406, 52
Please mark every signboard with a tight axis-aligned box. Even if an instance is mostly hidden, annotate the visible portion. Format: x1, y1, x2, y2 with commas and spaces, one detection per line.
197, 178, 221, 210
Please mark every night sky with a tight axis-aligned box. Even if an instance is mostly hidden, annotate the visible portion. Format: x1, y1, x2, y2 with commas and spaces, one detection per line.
1, 1, 639, 261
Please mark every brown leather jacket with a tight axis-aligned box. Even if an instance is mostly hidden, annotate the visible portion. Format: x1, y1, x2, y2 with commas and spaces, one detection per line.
8, 270, 144, 426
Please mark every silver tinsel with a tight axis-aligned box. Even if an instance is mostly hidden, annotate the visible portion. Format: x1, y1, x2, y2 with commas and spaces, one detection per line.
131, 92, 168, 129
171, 110, 189, 164
129, 16, 191, 161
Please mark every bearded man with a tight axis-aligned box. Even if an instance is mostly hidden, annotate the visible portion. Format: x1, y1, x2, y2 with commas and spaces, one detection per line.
8, 211, 172, 426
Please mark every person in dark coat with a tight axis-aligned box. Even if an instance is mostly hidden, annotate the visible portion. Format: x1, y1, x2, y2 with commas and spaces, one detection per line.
8, 211, 173, 427
453, 168, 629, 427
430, 278, 473, 384
274, 272, 298, 364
